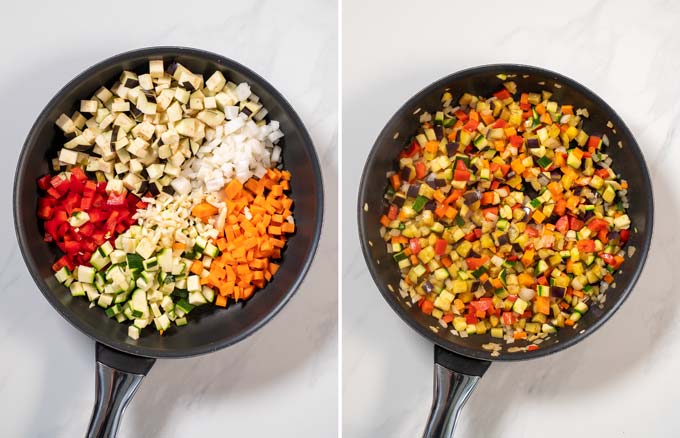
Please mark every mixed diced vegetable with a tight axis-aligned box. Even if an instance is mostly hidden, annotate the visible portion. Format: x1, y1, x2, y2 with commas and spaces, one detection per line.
381, 83, 632, 351
39, 60, 295, 339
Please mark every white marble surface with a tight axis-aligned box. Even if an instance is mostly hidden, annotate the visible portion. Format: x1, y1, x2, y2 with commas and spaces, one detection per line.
0, 1, 337, 437
343, 0, 679, 436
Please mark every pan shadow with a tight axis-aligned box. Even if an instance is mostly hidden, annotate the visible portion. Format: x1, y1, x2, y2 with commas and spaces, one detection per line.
2, 53, 337, 437
462, 169, 672, 438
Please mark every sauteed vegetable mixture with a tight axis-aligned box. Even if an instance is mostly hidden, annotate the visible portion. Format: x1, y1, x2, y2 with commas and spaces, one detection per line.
382, 83, 632, 347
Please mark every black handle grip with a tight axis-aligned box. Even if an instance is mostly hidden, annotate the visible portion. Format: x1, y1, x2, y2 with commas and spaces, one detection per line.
86, 343, 156, 438
423, 345, 491, 438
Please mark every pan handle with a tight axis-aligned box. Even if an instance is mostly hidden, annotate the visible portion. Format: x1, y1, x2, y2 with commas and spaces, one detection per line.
86, 343, 156, 438
423, 344, 491, 438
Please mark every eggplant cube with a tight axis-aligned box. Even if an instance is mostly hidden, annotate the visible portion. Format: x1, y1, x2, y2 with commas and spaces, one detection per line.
59, 148, 79, 165
138, 74, 154, 91
80, 100, 99, 113
55, 114, 76, 134
205, 71, 227, 93
149, 60, 164, 78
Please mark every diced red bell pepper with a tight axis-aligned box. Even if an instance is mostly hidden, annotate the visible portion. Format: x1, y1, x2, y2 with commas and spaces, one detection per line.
79, 222, 95, 237
106, 191, 127, 206
37, 205, 52, 220
415, 162, 427, 179
37, 174, 53, 190
39, 167, 141, 272
69, 175, 84, 193
569, 216, 584, 231
434, 239, 447, 256
587, 218, 609, 232
63, 240, 81, 255
409, 238, 421, 255
471, 298, 493, 312
620, 229, 630, 244
492, 119, 507, 129
80, 196, 94, 210
453, 169, 470, 181
555, 215, 569, 233
466, 256, 488, 270
525, 226, 539, 238
421, 299, 434, 315
387, 205, 398, 220
46, 187, 62, 199
576, 239, 596, 252
508, 135, 524, 147
465, 313, 478, 324
494, 89, 511, 100
400, 140, 420, 158
595, 168, 610, 179
600, 252, 624, 269
463, 119, 479, 132
70, 166, 87, 181
454, 110, 468, 122
502, 312, 517, 325
588, 136, 602, 149
51, 256, 72, 272
83, 180, 97, 196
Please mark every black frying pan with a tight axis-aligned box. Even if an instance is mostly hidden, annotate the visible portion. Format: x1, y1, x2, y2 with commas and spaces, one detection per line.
13, 47, 323, 437
358, 64, 653, 436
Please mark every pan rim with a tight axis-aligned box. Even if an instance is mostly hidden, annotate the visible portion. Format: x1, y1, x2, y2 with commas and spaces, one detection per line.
357, 63, 654, 362
13, 46, 324, 359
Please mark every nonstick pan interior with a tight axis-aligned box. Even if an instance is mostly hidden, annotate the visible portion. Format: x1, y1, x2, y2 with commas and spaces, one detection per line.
14, 47, 323, 358
358, 64, 653, 361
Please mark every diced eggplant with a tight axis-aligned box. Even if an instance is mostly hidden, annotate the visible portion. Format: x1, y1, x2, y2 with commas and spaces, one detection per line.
120, 71, 139, 88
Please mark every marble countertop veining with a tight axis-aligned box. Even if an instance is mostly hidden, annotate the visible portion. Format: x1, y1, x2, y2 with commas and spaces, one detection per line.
342, 0, 680, 436
0, 0, 338, 437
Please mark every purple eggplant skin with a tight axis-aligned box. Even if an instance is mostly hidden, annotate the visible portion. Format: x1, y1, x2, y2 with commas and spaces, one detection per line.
463, 190, 482, 206
407, 183, 421, 198
550, 286, 566, 298
446, 142, 459, 157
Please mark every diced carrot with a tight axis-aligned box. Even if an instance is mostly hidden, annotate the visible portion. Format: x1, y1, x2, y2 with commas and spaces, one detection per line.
190, 260, 204, 275
536, 296, 550, 315
192, 202, 218, 219
215, 295, 227, 307
225, 179, 243, 200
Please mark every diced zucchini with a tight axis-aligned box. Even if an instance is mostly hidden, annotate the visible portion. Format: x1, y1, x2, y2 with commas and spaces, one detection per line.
70, 281, 86, 297
187, 275, 201, 292
128, 325, 141, 340
126, 253, 144, 271
135, 238, 155, 259
201, 286, 215, 303
143, 257, 159, 271
512, 298, 529, 314
77, 265, 96, 284
158, 248, 173, 273
175, 299, 195, 314
154, 314, 171, 331
55, 266, 72, 284
194, 236, 208, 252
90, 252, 110, 270
204, 243, 219, 258
188, 291, 207, 306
